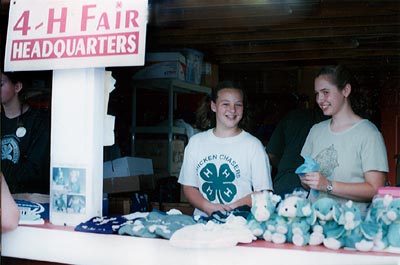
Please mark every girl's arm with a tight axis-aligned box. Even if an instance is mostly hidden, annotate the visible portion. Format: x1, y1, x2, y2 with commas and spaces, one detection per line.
1, 173, 20, 232
300, 170, 386, 202
325, 170, 386, 202
228, 193, 252, 209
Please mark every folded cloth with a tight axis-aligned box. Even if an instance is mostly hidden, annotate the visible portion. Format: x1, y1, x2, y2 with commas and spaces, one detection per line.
118, 210, 196, 239
75, 216, 129, 234
170, 214, 255, 248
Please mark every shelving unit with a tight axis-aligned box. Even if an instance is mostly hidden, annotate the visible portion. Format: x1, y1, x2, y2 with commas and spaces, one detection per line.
131, 78, 211, 175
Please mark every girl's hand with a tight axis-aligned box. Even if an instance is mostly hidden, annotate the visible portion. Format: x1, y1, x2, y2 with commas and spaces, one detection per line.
204, 203, 233, 216
300, 172, 329, 192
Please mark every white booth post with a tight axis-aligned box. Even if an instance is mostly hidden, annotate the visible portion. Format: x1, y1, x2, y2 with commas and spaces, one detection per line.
50, 68, 105, 226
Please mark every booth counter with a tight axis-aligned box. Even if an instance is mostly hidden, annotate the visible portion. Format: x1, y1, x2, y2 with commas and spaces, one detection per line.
2, 222, 399, 265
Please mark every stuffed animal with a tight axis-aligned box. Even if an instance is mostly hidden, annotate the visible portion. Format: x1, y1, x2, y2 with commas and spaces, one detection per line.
262, 213, 289, 244
358, 194, 392, 251
322, 200, 353, 250
247, 191, 281, 238
274, 195, 313, 246
324, 200, 378, 251
308, 197, 342, 246
385, 197, 400, 248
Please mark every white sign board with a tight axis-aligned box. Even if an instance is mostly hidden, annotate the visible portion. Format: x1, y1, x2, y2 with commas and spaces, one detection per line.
5, 0, 148, 71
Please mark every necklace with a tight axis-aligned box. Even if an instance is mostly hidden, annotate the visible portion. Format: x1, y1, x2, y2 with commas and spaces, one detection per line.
15, 105, 26, 138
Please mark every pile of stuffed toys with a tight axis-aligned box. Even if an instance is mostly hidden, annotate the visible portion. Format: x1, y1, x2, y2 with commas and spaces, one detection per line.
75, 188, 399, 252
246, 190, 400, 252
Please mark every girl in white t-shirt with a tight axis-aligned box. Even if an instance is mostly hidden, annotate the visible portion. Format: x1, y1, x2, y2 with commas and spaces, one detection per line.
178, 81, 273, 217
300, 65, 388, 214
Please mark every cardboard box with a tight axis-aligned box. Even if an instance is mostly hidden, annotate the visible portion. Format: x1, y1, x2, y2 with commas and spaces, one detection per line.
146, 52, 185, 63
108, 197, 131, 215
103, 156, 153, 178
135, 139, 185, 175
133, 52, 186, 81
103, 156, 153, 194
201, 62, 219, 87
183, 48, 203, 84
103, 175, 140, 194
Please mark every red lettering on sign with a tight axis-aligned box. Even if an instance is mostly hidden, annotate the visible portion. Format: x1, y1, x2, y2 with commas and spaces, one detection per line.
13, 11, 31, 36
126, 10, 139, 28
47, 7, 67, 34
97, 12, 110, 30
81, 4, 97, 31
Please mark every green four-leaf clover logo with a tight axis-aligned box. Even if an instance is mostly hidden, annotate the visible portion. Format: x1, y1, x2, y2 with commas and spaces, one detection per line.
200, 163, 237, 204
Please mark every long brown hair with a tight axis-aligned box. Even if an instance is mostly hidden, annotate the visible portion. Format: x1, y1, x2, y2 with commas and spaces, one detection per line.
195, 80, 250, 131
315, 64, 364, 118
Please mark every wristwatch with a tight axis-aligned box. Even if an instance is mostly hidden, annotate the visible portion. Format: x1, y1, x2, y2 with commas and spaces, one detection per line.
326, 180, 333, 193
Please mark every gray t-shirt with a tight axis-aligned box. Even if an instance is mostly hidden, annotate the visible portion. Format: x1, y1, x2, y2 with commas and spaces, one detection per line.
301, 119, 388, 215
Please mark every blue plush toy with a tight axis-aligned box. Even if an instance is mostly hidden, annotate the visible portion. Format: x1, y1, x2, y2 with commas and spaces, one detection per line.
262, 213, 289, 244
309, 197, 342, 246
274, 195, 313, 246
385, 197, 400, 248
247, 191, 281, 238
359, 194, 392, 251
323, 200, 379, 251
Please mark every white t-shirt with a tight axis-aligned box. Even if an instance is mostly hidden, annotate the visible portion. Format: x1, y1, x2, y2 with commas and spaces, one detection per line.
178, 129, 273, 216
301, 119, 389, 214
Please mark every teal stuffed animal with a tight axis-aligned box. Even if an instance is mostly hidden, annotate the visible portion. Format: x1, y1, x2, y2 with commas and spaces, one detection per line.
262, 214, 289, 244
385, 197, 400, 248
247, 191, 281, 238
359, 194, 392, 251
309, 197, 342, 246
275, 195, 313, 246
324, 200, 379, 251
323, 200, 362, 250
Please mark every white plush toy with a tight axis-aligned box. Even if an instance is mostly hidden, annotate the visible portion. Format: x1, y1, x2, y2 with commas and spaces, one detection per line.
262, 213, 288, 244
274, 195, 313, 246
247, 191, 281, 238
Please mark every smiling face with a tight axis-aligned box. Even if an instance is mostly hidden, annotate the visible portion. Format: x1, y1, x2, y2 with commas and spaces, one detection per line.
314, 74, 350, 117
211, 88, 244, 133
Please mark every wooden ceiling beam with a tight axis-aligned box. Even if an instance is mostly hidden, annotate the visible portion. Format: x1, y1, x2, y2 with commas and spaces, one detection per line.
151, 1, 399, 24
205, 37, 400, 56
149, 25, 400, 45
152, 5, 316, 25
211, 39, 360, 55
150, 14, 400, 32
216, 49, 400, 64
154, 0, 320, 9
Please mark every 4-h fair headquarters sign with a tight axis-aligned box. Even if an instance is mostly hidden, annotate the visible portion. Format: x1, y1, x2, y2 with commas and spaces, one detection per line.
5, 0, 148, 71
